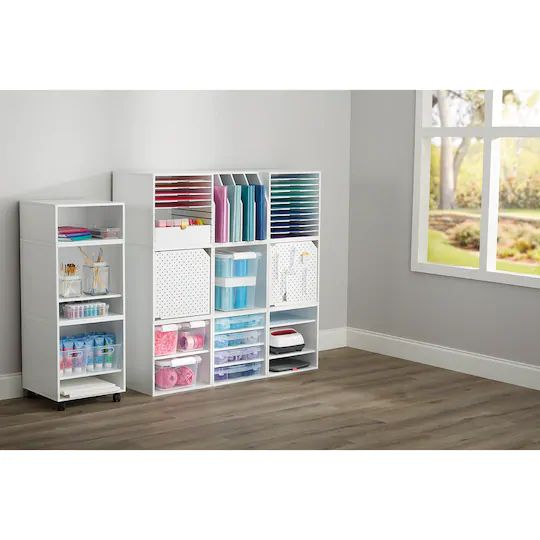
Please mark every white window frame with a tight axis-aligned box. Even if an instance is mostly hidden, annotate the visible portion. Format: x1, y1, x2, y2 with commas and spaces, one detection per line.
411, 89, 540, 289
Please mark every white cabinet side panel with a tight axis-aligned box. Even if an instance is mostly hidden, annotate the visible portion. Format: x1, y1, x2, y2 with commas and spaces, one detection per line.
113, 172, 154, 247
125, 244, 154, 395
22, 317, 58, 401
20, 240, 58, 320
20, 202, 55, 244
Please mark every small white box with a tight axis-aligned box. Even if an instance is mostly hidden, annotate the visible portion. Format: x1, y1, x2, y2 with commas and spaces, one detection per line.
154, 225, 211, 250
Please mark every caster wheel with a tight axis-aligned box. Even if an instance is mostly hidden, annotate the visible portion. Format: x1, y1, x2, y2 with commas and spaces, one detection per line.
56, 403, 66, 411
113, 393, 121, 403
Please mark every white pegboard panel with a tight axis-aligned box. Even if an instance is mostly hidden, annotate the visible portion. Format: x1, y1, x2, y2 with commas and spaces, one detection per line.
155, 249, 210, 319
270, 241, 318, 306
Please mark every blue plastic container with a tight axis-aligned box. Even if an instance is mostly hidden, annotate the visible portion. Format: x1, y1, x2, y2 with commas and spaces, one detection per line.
215, 251, 261, 311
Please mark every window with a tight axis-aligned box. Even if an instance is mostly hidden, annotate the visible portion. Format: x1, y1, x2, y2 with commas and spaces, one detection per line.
412, 90, 540, 288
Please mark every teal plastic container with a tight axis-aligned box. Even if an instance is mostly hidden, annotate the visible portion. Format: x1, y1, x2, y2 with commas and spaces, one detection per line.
215, 251, 260, 311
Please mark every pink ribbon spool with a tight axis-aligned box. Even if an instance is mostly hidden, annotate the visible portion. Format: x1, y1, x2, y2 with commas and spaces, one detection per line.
179, 334, 203, 351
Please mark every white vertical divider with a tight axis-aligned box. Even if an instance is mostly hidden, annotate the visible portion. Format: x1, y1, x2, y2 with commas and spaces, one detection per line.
411, 92, 431, 265
479, 91, 499, 272
210, 173, 216, 383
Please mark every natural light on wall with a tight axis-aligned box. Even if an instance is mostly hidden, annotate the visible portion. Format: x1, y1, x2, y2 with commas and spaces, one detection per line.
412, 90, 540, 288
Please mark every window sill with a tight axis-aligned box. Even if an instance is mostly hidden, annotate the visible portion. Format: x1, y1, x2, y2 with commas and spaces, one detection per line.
411, 260, 540, 290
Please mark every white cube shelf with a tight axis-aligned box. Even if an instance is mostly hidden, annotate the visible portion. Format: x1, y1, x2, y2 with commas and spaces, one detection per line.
113, 170, 321, 396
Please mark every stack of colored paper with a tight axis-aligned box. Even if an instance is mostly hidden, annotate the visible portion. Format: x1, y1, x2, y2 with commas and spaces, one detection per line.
58, 226, 93, 242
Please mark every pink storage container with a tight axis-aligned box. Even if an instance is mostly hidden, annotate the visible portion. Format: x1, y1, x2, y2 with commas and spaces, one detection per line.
154, 355, 201, 390
154, 324, 179, 356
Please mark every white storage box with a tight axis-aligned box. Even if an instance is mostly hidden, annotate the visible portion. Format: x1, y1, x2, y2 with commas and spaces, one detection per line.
154, 225, 211, 250
155, 249, 211, 319
270, 241, 318, 306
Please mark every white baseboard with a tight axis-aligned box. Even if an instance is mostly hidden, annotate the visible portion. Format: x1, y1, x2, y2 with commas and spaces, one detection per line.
319, 327, 348, 351
347, 327, 540, 392
0, 372, 23, 401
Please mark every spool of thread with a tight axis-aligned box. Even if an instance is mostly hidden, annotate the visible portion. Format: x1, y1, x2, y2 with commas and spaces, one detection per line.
175, 366, 194, 387
155, 367, 178, 389
179, 333, 203, 351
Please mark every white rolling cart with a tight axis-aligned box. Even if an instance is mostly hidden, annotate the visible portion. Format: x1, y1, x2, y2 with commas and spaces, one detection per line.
113, 170, 320, 396
19, 200, 126, 410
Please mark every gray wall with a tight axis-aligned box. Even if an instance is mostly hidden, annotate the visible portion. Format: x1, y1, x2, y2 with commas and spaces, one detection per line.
0, 90, 350, 375
348, 90, 540, 365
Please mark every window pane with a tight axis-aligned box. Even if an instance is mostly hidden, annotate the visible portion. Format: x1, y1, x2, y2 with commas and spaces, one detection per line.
496, 138, 540, 275
431, 90, 485, 127
500, 90, 540, 126
428, 137, 483, 268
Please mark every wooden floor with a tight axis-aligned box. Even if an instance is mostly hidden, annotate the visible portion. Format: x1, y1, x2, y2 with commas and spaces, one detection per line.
2, 347, 540, 449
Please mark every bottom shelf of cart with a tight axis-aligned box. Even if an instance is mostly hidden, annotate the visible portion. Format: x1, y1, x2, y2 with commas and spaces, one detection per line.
59, 376, 124, 402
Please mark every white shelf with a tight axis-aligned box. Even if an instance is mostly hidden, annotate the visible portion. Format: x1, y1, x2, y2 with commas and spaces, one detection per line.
154, 349, 209, 361
269, 318, 316, 328
154, 314, 210, 325
155, 205, 213, 210
59, 376, 122, 400
216, 240, 267, 248
214, 307, 267, 318
57, 238, 124, 248
214, 325, 265, 335
154, 383, 210, 396
214, 342, 264, 352
155, 245, 212, 252
269, 348, 316, 360
58, 292, 122, 303
270, 235, 319, 243
60, 368, 122, 381
270, 303, 318, 312
59, 313, 124, 327
268, 366, 317, 377
214, 357, 264, 368
214, 374, 266, 386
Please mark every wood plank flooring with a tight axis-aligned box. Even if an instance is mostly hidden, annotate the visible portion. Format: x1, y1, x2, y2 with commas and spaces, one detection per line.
2, 347, 540, 449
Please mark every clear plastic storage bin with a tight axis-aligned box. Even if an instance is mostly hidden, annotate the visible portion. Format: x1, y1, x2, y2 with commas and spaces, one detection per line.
214, 329, 263, 350
154, 324, 179, 357
215, 251, 260, 311
214, 313, 265, 332
155, 355, 201, 391
59, 343, 121, 377
214, 345, 263, 366
177, 320, 207, 352
214, 361, 263, 382
62, 302, 109, 319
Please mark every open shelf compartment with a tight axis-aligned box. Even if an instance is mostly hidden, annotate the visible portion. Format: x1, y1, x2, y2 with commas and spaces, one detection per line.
268, 306, 318, 374
154, 174, 213, 250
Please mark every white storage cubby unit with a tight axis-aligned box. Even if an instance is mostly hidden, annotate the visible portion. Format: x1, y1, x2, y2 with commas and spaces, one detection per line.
113, 170, 320, 396
20, 201, 126, 410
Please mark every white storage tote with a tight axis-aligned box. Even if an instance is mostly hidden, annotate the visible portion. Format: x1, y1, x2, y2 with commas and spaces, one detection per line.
270, 241, 318, 306
155, 249, 211, 319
